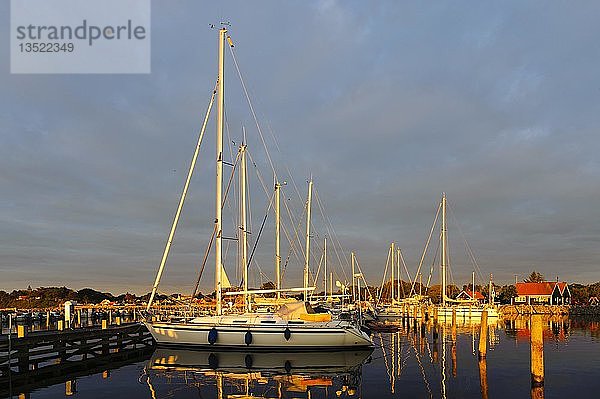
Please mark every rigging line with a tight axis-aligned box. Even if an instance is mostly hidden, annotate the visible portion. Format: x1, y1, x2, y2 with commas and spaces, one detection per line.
191, 150, 241, 299
410, 201, 442, 297
243, 191, 274, 287
448, 202, 486, 283
425, 239, 440, 294
282, 186, 310, 268
313, 187, 347, 272
399, 249, 413, 286
353, 255, 375, 301
228, 43, 278, 182
313, 188, 350, 283
147, 80, 217, 312
266, 122, 304, 202
399, 253, 406, 299
245, 150, 305, 280
377, 246, 392, 305
191, 224, 218, 299
223, 110, 240, 276
279, 182, 317, 284
447, 233, 456, 293
273, 183, 305, 277
310, 251, 325, 300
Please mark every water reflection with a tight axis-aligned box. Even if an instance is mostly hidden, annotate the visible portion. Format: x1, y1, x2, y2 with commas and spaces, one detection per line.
145, 348, 373, 398
3, 315, 600, 398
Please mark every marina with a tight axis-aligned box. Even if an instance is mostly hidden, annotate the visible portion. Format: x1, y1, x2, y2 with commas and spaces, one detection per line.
3, 1, 600, 398
2, 313, 599, 398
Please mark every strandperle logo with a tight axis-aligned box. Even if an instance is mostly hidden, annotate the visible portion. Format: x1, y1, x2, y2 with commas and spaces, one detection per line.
10, 0, 151, 74
15, 19, 147, 46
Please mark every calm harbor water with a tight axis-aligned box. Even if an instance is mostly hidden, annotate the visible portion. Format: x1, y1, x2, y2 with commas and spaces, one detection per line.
3, 316, 600, 398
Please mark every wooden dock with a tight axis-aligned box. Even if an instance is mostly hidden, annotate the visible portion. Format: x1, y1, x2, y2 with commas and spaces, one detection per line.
0, 322, 154, 397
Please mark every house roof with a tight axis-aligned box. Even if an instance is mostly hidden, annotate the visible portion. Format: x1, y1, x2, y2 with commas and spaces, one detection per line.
516, 282, 568, 296
457, 290, 484, 300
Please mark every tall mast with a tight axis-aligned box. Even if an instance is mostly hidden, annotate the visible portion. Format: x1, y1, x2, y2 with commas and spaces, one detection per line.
215, 28, 226, 315
390, 242, 395, 303
441, 193, 447, 307
489, 274, 493, 305
275, 182, 281, 300
239, 143, 249, 312
324, 238, 327, 299
472, 270, 475, 300
396, 248, 401, 302
303, 180, 313, 302
329, 272, 333, 301
351, 251, 355, 302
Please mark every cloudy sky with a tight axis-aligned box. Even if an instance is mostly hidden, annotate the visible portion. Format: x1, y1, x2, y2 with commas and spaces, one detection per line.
1, 1, 599, 295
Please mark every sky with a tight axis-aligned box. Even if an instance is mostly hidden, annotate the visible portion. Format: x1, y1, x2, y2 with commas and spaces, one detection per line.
1, 1, 599, 295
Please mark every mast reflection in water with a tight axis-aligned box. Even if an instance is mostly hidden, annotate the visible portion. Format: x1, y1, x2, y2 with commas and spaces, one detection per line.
144, 348, 372, 399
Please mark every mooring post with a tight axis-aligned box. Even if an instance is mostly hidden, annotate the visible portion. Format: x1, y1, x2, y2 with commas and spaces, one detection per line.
452, 339, 457, 377
46, 310, 50, 328
77, 309, 81, 327
452, 308, 457, 343
102, 319, 108, 330
17, 325, 27, 338
65, 379, 77, 396
432, 328, 439, 363
17, 326, 29, 372
530, 314, 544, 387
57, 320, 64, 331
452, 307, 457, 327
478, 310, 488, 359
479, 356, 489, 399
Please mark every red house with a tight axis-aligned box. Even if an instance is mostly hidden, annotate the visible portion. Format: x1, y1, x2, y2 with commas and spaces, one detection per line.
514, 282, 570, 305
456, 290, 486, 303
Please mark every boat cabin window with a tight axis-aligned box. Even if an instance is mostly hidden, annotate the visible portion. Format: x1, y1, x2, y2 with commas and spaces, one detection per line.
260, 320, 277, 324
288, 320, 304, 324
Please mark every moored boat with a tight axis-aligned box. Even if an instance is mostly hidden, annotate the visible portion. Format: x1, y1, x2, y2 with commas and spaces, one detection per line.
144, 27, 372, 351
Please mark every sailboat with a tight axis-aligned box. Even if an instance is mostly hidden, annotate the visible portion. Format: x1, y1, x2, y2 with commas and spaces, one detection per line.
434, 194, 498, 319
375, 243, 428, 321
143, 27, 372, 350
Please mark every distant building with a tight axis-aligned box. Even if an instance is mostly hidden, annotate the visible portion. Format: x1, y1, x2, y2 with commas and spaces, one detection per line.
514, 282, 570, 305
456, 290, 485, 303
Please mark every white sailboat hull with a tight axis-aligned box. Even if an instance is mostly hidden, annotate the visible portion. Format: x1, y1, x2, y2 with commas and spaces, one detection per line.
145, 317, 372, 350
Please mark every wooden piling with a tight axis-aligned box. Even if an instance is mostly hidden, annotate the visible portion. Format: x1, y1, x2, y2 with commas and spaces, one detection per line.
452, 341, 457, 377
478, 310, 488, 359
530, 314, 544, 387
102, 319, 108, 330
17, 325, 27, 338
66, 379, 76, 396
478, 357, 489, 399
531, 385, 545, 399
46, 311, 51, 328
57, 320, 64, 331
